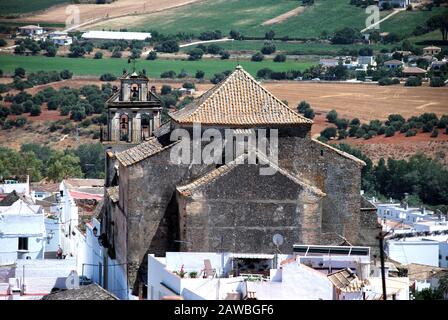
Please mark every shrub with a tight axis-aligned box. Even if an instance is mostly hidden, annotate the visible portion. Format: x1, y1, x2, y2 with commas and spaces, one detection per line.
178, 69, 189, 79
335, 118, 349, 130
183, 82, 195, 90
0, 105, 10, 119
320, 127, 337, 140
338, 129, 348, 140
14, 68, 26, 78
30, 104, 41, 116
220, 51, 230, 59
15, 116, 27, 127
261, 43, 276, 55
188, 48, 204, 61
405, 76, 422, 87
11, 103, 24, 115
431, 128, 439, 138
161, 85, 172, 95
23, 100, 33, 113
189, 271, 198, 278
385, 126, 395, 137
60, 69, 73, 80
257, 68, 273, 79
355, 127, 366, 138
430, 77, 445, 87
207, 44, 222, 54
100, 73, 117, 81
273, 54, 286, 62
146, 51, 157, 60
378, 77, 400, 86
297, 101, 311, 113
251, 52, 264, 62
405, 129, 417, 137
70, 105, 86, 121
0, 39, 6, 47
160, 70, 176, 79
47, 97, 60, 110
94, 51, 103, 59
46, 46, 57, 57
326, 110, 338, 123
195, 70, 205, 79
304, 108, 315, 119
155, 39, 179, 53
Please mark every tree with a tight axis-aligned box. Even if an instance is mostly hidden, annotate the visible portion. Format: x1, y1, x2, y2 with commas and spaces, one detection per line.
47, 152, 83, 182
160, 70, 176, 79
70, 104, 86, 121
161, 85, 172, 95
332, 27, 361, 44
100, 73, 117, 81
251, 52, 264, 62
405, 76, 422, 86
426, 13, 448, 41
46, 46, 57, 57
94, 51, 103, 59
195, 70, 205, 79
229, 30, 242, 40
385, 126, 395, 137
146, 51, 157, 60
261, 43, 276, 55
220, 51, 230, 60
10, 103, 24, 115
183, 82, 195, 90
320, 127, 337, 140
74, 143, 105, 178
111, 49, 122, 58
0, 39, 6, 47
273, 54, 286, 62
14, 67, 26, 78
155, 39, 179, 53
188, 48, 204, 61
30, 104, 41, 116
326, 109, 338, 123
304, 108, 315, 119
60, 69, 73, 80
207, 44, 222, 54
265, 30, 275, 40
297, 101, 311, 114
69, 45, 85, 58
431, 128, 439, 138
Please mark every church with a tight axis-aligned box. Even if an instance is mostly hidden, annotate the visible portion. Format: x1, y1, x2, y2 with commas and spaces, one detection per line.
99, 66, 380, 297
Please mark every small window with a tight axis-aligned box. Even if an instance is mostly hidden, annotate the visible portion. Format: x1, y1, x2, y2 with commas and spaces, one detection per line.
439, 255, 442, 260
320, 150, 324, 157
18, 237, 28, 250
446, 256, 448, 261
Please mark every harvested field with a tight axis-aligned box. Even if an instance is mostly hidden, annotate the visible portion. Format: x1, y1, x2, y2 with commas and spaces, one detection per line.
5, 0, 202, 25
261, 6, 305, 26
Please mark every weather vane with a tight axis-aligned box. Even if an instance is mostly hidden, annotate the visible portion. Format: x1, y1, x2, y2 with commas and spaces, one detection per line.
128, 57, 136, 73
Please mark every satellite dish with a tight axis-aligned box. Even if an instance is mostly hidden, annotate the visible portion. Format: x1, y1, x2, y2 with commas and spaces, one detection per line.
272, 234, 284, 247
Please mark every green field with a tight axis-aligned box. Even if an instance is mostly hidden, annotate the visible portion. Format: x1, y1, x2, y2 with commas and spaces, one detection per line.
94, 0, 447, 40
203, 40, 395, 55
0, 0, 68, 15
0, 55, 317, 78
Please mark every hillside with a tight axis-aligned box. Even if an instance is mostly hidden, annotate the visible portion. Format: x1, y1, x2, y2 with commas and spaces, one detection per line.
0, 0, 68, 15
91, 0, 447, 40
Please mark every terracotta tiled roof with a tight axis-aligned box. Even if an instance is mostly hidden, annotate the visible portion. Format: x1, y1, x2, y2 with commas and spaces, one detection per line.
170, 66, 313, 126
177, 152, 325, 197
327, 268, 366, 292
41, 284, 118, 300
384, 59, 403, 65
115, 138, 164, 167
403, 67, 427, 74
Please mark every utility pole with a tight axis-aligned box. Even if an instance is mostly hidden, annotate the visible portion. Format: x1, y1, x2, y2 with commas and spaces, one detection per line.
378, 231, 387, 300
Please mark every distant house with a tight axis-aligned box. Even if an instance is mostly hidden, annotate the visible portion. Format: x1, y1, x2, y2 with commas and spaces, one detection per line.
48, 31, 72, 46
431, 60, 447, 72
18, 25, 44, 37
81, 30, 151, 41
0, 196, 45, 264
358, 56, 376, 67
423, 46, 442, 56
319, 58, 339, 67
383, 59, 403, 69
402, 66, 427, 77
379, 0, 411, 8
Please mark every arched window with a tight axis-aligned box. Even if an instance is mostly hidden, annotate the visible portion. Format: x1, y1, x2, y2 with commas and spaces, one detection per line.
131, 83, 139, 101
120, 114, 130, 141
141, 113, 152, 140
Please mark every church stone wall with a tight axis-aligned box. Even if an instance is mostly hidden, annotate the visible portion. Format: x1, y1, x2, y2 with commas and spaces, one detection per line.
178, 163, 324, 254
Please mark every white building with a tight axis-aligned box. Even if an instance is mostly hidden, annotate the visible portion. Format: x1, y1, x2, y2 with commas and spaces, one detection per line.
0, 199, 46, 265
386, 239, 440, 267
0, 178, 29, 195
357, 56, 376, 67
81, 30, 151, 41
379, 0, 411, 8
18, 25, 44, 37
377, 203, 433, 224
51, 36, 73, 46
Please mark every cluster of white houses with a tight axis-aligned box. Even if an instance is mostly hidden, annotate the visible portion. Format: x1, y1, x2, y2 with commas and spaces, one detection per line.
17, 25, 152, 48
1, 176, 447, 300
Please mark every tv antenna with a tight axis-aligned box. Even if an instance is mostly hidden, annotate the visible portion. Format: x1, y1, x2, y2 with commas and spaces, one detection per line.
272, 233, 284, 269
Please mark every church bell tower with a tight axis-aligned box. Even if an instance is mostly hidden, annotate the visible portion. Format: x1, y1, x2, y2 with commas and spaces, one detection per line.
105, 70, 162, 144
